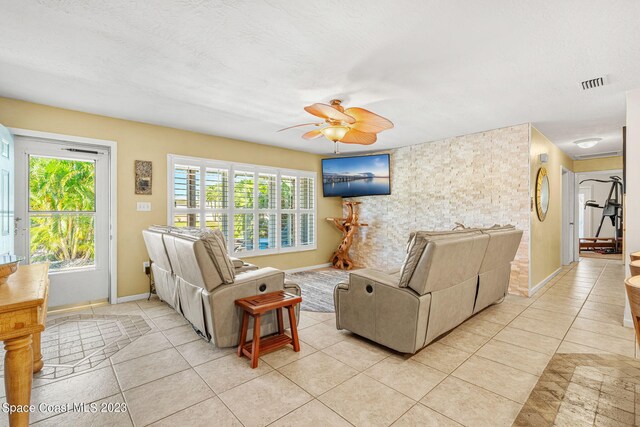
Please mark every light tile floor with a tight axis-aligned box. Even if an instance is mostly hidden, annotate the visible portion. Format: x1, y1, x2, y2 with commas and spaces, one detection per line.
0, 258, 632, 426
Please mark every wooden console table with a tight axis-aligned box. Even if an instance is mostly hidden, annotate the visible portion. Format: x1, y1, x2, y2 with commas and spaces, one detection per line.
0, 263, 49, 426
235, 291, 301, 368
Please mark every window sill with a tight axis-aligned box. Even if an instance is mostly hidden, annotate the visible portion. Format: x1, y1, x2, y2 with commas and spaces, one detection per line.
233, 245, 317, 259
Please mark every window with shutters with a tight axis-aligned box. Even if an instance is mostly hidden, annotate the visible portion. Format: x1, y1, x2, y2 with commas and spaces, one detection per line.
168, 155, 316, 256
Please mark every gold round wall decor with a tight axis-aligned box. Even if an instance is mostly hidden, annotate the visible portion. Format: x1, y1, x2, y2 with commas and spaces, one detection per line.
535, 167, 550, 221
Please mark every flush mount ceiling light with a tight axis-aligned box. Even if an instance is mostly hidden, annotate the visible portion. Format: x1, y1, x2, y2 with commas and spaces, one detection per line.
278, 99, 393, 154
574, 138, 602, 149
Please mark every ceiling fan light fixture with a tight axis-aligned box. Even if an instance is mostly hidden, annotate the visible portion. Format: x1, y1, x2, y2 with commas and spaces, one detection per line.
280, 100, 393, 151
574, 138, 602, 149
321, 126, 350, 142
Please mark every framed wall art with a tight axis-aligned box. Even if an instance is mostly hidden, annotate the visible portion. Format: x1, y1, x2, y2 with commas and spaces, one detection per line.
135, 160, 152, 195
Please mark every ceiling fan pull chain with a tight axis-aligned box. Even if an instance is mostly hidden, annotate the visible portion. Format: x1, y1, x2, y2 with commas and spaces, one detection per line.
334, 141, 340, 154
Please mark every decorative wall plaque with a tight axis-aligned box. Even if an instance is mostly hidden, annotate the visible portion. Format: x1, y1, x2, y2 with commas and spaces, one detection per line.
135, 160, 152, 195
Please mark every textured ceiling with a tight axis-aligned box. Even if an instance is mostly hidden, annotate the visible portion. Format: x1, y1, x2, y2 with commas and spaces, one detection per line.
0, 0, 639, 157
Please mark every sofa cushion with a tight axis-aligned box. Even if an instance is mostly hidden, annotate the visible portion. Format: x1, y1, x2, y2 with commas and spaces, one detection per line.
149, 225, 235, 284
478, 224, 521, 273
199, 229, 235, 285
398, 233, 428, 288
398, 229, 483, 289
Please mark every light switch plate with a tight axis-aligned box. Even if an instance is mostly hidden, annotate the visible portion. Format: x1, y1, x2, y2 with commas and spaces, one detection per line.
137, 202, 151, 212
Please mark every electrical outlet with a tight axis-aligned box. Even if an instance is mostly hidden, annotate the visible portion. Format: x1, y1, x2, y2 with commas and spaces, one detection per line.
143, 261, 150, 274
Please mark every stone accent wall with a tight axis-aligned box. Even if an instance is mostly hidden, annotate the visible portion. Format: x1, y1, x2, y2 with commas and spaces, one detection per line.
349, 124, 531, 295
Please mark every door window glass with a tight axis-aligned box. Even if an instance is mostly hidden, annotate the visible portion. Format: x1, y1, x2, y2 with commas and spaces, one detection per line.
28, 156, 96, 270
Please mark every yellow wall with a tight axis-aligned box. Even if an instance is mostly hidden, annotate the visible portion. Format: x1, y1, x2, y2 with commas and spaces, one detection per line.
529, 126, 574, 289
0, 97, 343, 298
573, 156, 623, 173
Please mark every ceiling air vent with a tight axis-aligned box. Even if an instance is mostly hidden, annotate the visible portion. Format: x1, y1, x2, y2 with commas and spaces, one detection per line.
580, 75, 608, 90
574, 150, 620, 160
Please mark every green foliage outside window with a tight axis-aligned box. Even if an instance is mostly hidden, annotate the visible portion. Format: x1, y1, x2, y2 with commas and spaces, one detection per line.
29, 157, 96, 268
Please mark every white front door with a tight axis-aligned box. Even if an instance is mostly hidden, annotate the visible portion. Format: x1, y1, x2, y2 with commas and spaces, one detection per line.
14, 136, 110, 307
0, 126, 14, 255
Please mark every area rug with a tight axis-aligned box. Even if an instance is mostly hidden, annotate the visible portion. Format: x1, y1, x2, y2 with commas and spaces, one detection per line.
286, 269, 349, 312
514, 353, 640, 426
0, 313, 153, 381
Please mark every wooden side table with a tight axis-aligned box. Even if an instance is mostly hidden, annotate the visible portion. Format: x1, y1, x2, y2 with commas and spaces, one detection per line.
0, 263, 49, 427
235, 291, 302, 368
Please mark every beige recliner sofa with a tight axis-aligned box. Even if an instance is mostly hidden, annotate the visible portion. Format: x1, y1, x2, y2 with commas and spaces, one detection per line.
334, 225, 522, 353
142, 226, 300, 347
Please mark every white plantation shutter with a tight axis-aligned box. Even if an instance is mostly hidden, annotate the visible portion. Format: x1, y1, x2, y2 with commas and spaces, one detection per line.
299, 177, 314, 210
204, 167, 229, 237
299, 177, 315, 246
259, 174, 276, 209
233, 171, 254, 209
173, 164, 200, 209
258, 174, 277, 250
172, 164, 200, 227
205, 168, 228, 209
168, 155, 316, 256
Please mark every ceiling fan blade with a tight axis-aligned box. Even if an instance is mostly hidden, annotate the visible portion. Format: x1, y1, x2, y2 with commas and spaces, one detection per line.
276, 122, 321, 132
304, 103, 356, 124
339, 129, 377, 145
344, 107, 394, 133
302, 130, 323, 140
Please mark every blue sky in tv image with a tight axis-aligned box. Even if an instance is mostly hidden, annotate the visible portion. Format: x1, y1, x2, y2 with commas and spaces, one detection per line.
322, 154, 389, 177
322, 154, 391, 197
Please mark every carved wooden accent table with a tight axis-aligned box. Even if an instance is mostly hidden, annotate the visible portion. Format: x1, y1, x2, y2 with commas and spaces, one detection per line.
326, 201, 368, 270
0, 263, 49, 426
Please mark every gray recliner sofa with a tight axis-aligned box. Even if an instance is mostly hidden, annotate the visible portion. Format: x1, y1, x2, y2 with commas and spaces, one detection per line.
142, 226, 301, 347
334, 225, 522, 353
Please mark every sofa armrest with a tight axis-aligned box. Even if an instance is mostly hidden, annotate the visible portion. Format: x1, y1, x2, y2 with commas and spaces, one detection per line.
233, 267, 284, 284
284, 279, 301, 296
335, 268, 428, 353
349, 268, 400, 288
205, 267, 299, 347
229, 257, 244, 268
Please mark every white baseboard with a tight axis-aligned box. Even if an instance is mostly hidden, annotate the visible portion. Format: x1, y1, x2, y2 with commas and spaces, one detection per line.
529, 267, 561, 296
285, 263, 332, 274
117, 292, 152, 304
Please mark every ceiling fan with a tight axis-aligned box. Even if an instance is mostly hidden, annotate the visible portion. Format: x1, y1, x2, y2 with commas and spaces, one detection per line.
278, 99, 393, 153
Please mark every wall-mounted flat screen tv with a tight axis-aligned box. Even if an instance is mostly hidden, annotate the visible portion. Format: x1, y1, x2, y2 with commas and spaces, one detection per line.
322, 154, 391, 197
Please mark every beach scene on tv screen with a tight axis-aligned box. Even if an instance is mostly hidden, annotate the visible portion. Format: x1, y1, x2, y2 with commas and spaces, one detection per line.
323, 155, 390, 197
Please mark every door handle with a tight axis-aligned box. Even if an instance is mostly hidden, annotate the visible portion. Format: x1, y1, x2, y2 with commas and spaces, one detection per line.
14, 217, 22, 236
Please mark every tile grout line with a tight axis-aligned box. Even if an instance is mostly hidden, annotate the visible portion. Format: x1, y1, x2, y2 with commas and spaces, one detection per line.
264, 398, 355, 427
189, 365, 245, 427
491, 263, 594, 356
557, 261, 626, 352
137, 394, 221, 427
358, 355, 458, 423
109, 360, 137, 427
